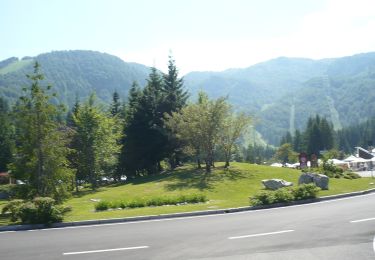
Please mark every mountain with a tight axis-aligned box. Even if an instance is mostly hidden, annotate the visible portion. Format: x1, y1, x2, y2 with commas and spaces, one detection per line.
184, 53, 375, 145
0, 50, 150, 107
1, 50, 374, 146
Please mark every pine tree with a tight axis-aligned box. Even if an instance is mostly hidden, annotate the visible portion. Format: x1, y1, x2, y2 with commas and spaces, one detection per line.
0, 97, 14, 172
117, 82, 143, 178
11, 62, 73, 200
66, 98, 81, 191
162, 56, 189, 168
293, 129, 302, 152
120, 69, 168, 176
162, 55, 188, 113
110, 91, 121, 117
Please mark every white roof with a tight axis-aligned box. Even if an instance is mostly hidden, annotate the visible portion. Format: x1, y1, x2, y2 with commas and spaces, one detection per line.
328, 159, 348, 165
343, 155, 358, 162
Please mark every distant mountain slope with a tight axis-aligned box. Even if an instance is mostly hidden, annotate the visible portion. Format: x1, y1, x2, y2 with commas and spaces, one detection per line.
1, 50, 374, 145
0, 50, 150, 107
184, 53, 375, 145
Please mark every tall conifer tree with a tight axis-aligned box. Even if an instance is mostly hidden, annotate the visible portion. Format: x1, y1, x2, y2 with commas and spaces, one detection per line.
11, 62, 73, 199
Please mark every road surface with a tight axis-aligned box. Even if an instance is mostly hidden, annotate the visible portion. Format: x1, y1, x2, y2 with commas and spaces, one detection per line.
1, 193, 375, 259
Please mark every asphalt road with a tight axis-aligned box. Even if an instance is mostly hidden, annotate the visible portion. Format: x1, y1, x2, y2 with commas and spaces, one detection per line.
1, 193, 375, 260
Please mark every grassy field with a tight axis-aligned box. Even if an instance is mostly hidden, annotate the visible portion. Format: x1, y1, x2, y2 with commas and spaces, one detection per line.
1, 162, 374, 225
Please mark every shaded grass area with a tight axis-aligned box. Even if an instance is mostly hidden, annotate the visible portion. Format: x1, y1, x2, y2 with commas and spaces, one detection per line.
0, 162, 374, 225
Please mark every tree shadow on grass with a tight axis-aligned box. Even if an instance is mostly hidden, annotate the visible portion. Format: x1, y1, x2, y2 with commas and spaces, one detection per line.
165, 166, 250, 191
72, 189, 103, 198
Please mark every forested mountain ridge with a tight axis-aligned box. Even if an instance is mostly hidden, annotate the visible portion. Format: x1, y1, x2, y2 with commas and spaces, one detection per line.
185, 53, 375, 145
0, 50, 150, 107
0, 50, 375, 145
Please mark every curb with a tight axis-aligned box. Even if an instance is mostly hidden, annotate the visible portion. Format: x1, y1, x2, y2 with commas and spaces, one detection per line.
1, 187, 375, 232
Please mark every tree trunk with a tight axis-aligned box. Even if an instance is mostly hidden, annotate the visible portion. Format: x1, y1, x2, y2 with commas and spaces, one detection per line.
169, 155, 176, 170
205, 160, 211, 173
36, 109, 44, 195
224, 151, 230, 168
224, 160, 230, 168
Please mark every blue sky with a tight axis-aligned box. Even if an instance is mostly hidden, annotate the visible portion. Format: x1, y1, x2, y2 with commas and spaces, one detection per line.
1, 0, 375, 74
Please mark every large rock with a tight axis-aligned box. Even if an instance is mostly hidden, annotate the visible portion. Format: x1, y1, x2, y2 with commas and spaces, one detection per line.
298, 172, 329, 190
298, 172, 315, 185
313, 174, 329, 190
262, 179, 293, 190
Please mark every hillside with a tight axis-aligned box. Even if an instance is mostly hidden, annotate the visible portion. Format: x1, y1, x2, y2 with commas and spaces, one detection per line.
0, 51, 375, 145
0, 50, 150, 108
185, 53, 375, 144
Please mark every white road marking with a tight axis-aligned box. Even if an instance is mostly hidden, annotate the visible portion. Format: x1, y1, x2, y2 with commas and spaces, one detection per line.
63, 246, 149, 255
350, 217, 375, 223
228, 229, 295, 240
373, 236, 375, 254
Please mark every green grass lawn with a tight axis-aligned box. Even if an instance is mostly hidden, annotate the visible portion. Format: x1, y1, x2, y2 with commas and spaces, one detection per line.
1, 162, 374, 225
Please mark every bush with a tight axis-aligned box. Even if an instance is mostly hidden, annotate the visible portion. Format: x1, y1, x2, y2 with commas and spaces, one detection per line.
95, 194, 208, 211
292, 184, 320, 200
250, 191, 275, 206
95, 200, 110, 211
1, 199, 24, 222
127, 200, 146, 208
320, 161, 346, 178
2, 197, 64, 224
251, 184, 320, 206
273, 188, 294, 203
343, 172, 361, 179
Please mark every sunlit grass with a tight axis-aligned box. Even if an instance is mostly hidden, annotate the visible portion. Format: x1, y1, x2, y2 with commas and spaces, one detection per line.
0, 162, 374, 225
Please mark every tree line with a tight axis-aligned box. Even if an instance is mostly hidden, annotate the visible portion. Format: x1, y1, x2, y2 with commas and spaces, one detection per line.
277, 115, 375, 163
0, 57, 251, 201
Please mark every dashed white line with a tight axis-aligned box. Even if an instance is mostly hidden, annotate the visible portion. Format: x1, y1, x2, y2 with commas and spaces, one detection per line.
350, 217, 375, 223
228, 229, 295, 240
63, 246, 149, 255
373, 236, 375, 253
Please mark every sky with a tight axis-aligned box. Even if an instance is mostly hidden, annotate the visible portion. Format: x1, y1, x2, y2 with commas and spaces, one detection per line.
1, 0, 375, 75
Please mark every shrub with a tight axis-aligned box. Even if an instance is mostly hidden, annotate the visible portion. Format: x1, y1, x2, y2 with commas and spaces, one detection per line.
1, 199, 24, 222
127, 200, 146, 208
18, 202, 38, 224
250, 191, 275, 206
2, 197, 64, 224
343, 172, 361, 179
95, 194, 208, 211
95, 200, 110, 211
320, 161, 345, 178
251, 184, 320, 206
292, 184, 320, 200
273, 188, 294, 203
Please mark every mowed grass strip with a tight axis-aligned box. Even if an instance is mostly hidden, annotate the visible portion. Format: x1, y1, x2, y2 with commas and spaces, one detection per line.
0, 162, 373, 225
